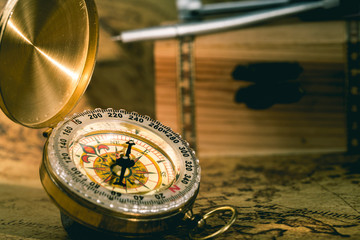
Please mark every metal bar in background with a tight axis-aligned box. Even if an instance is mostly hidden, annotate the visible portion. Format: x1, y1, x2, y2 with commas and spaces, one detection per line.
346, 20, 360, 154
114, 0, 338, 42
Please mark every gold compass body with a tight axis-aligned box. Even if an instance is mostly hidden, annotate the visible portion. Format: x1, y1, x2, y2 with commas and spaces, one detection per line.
0, 0, 201, 237
40, 109, 200, 236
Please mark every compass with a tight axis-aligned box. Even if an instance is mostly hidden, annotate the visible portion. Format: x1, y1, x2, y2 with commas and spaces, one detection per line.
41, 109, 201, 236
0, 0, 236, 238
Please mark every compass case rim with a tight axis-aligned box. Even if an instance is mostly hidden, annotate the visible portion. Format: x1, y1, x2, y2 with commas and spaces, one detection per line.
40, 109, 201, 236
45, 109, 201, 215
0, 0, 98, 128
40, 140, 199, 236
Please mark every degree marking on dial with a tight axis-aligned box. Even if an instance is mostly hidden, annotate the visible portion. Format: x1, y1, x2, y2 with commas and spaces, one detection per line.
154, 152, 164, 160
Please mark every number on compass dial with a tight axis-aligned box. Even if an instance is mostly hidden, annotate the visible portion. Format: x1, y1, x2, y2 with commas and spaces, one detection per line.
69, 132, 176, 194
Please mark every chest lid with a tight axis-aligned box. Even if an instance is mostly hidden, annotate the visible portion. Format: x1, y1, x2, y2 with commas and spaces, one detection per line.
0, 0, 98, 128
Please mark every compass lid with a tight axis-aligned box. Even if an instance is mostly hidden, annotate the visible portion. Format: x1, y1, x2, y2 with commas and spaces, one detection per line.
0, 0, 98, 128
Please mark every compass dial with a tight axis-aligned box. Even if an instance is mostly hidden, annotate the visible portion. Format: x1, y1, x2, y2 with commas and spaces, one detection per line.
70, 131, 177, 194
43, 109, 200, 218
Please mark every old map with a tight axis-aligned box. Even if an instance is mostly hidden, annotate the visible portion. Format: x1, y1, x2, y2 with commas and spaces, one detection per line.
1, 139, 359, 239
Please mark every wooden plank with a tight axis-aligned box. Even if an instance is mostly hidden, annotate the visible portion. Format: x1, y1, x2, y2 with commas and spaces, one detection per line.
155, 20, 348, 157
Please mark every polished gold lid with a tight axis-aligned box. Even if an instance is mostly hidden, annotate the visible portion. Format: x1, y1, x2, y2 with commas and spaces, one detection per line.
0, 0, 98, 128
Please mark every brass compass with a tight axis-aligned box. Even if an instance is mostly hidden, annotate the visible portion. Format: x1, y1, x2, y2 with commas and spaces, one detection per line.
0, 0, 236, 238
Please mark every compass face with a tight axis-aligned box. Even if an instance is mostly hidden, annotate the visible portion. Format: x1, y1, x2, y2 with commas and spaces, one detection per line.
70, 131, 176, 195
45, 109, 200, 215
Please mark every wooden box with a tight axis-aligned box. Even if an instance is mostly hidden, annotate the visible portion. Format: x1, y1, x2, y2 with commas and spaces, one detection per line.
155, 20, 349, 157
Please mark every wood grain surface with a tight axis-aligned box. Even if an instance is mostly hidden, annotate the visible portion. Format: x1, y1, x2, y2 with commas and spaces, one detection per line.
155, 20, 348, 157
